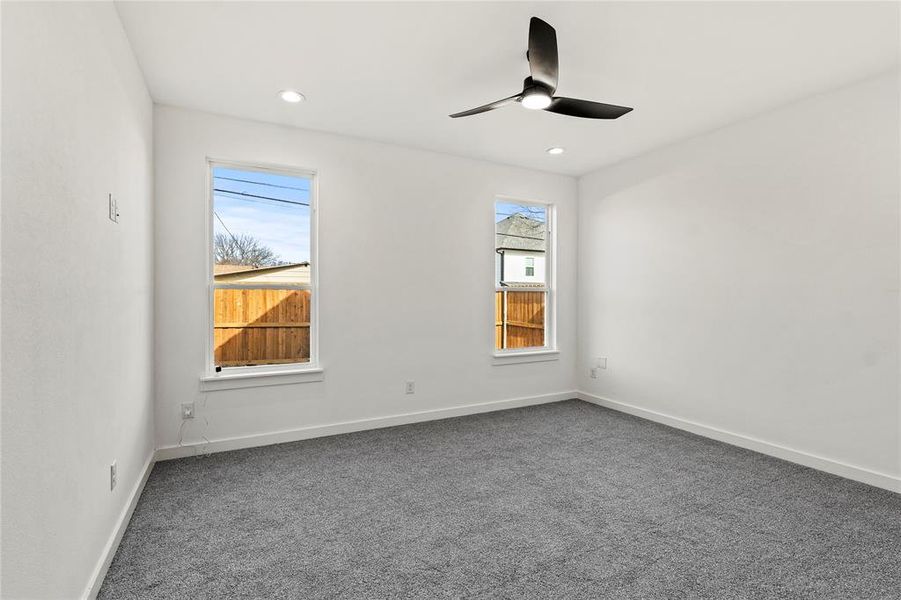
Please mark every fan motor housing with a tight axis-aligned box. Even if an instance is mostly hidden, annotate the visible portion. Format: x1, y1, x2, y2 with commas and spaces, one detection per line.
522, 76, 554, 95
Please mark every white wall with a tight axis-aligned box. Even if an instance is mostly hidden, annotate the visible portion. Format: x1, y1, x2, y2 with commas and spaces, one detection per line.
578, 73, 900, 484
154, 105, 577, 453
1, 2, 155, 598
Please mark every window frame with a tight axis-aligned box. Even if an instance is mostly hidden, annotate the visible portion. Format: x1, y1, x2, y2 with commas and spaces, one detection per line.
203, 158, 320, 380
493, 196, 557, 358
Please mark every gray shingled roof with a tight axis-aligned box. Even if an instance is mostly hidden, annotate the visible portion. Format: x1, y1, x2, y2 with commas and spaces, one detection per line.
495, 214, 546, 252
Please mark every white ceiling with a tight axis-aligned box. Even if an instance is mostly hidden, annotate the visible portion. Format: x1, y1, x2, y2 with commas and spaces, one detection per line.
116, 1, 899, 176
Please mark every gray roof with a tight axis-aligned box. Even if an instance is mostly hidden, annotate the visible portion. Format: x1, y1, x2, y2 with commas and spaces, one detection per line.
495, 214, 546, 252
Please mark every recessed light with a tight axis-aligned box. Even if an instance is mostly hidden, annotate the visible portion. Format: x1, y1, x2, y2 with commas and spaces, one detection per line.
546, 147, 565, 155
278, 89, 305, 103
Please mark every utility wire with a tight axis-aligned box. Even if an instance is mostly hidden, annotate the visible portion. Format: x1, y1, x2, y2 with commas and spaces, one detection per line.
495, 232, 546, 241
496, 211, 545, 220
213, 188, 310, 206
214, 175, 310, 192
213, 211, 239, 245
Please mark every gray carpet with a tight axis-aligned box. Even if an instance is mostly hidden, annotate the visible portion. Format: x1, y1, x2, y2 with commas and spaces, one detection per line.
99, 400, 901, 599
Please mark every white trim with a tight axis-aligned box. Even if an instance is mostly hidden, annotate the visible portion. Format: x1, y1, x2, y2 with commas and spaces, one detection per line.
577, 391, 901, 494
492, 350, 560, 365
200, 366, 324, 391
213, 283, 311, 290
82, 452, 156, 600
205, 158, 320, 378
493, 197, 557, 354
206, 360, 320, 377
156, 390, 577, 461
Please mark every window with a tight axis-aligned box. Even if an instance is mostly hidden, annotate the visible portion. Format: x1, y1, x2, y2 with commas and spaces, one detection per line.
495, 200, 552, 351
209, 163, 316, 372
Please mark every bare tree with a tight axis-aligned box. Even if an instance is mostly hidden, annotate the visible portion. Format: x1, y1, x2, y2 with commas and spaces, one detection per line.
214, 233, 280, 267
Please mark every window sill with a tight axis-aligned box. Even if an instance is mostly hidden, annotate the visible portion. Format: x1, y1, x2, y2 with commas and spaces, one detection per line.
492, 350, 560, 366
200, 366, 324, 391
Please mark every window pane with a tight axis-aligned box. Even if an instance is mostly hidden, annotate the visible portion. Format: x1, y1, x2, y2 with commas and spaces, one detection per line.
212, 167, 311, 275
495, 201, 548, 351
213, 288, 311, 366
500, 290, 545, 349
212, 167, 312, 367
495, 202, 546, 286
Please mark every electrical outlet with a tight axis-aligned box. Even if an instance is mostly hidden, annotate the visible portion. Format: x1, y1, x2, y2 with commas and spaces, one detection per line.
405, 381, 415, 394
590, 368, 599, 379
110, 461, 117, 491
596, 357, 607, 369
181, 402, 195, 419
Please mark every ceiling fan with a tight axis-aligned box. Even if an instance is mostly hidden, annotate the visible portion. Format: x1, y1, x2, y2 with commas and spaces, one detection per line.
450, 17, 633, 120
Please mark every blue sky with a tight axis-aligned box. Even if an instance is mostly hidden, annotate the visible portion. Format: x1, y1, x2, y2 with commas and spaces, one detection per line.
213, 167, 311, 263
496, 201, 546, 222
212, 172, 543, 265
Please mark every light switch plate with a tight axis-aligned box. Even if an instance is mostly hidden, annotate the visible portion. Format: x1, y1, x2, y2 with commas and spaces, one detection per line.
108, 194, 119, 223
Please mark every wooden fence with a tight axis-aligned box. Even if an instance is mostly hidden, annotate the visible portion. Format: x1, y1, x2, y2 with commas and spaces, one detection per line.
214, 288, 311, 367
215, 287, 544, 367
496, 290, 546, 350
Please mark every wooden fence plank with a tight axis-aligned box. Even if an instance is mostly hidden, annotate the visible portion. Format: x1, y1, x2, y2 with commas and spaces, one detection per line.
496, 290, 545, 350
214, 288, 311, 367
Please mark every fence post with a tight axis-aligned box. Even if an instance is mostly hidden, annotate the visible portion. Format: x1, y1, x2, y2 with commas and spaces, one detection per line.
502, 289, 508, 350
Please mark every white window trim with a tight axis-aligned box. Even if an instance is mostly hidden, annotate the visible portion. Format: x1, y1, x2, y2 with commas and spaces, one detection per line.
493, 195, 557, 363
203, 158, 321, 387
492, 349, 560, 366
200, 367, 324, 392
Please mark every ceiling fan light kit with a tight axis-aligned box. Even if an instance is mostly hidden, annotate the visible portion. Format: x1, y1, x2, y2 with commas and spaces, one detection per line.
450, 17, 633, 120
521, 81, 553, 110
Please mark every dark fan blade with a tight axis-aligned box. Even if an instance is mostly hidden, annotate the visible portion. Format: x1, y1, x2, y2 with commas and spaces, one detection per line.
528, 17, 558, 91
449, 94, 521, 118
545, 97, 633, 119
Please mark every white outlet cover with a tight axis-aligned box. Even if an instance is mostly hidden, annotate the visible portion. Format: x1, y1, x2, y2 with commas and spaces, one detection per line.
597, 357, 607, 369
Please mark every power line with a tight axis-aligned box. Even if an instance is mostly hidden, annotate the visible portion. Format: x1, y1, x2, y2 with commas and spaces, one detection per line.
496, 211, 545, 219
213, 188, 310, 206
214, 175, 310, 192
213, 211, 239, 246
495, 232, 546, 241
494, 212, 544, 223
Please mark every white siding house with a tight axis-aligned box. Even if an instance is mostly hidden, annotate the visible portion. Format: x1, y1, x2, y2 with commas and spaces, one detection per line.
498, 250, 546, 284
495, 214, 546, 286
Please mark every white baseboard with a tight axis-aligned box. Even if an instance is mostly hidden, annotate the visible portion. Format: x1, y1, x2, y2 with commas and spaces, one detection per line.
156, 390, 578, 461
578, 391, 900, 494
82, 452, 156, 600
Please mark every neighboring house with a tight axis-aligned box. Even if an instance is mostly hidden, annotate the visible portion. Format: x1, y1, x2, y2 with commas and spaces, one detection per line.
214, 262, 310, 285
495, 214, 546, 286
